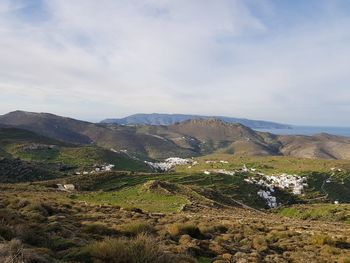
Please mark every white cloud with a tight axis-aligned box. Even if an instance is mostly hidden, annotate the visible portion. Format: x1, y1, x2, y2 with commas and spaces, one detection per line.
0, 0, 349, 125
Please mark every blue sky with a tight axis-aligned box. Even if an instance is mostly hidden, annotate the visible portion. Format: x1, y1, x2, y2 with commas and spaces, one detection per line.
0, 0, 350, 125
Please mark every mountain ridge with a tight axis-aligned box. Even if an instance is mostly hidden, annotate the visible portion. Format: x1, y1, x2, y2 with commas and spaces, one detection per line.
101, 113, 291, 129
1, 110, 350, 160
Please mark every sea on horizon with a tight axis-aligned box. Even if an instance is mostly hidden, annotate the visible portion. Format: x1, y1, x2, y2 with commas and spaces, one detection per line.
255, 126, 350, 137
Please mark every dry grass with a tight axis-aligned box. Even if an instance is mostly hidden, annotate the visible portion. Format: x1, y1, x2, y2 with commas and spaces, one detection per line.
83, 223, 118, 236
119, 222, 155, 236
168, 223, 202, 239
1, 186, 350, 262
89, 234, 196, 263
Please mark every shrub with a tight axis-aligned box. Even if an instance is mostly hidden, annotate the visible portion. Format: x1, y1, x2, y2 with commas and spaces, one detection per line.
89, 234, 159, 263
0, 239, 50, 263
17, 199, 30, 208
48, 237, 76, 251
119, 222, 155, 236
320, 245, 340, 256
0, 224, 14, 240
15, 224, 48, 246
0, 239, 24, 263
168, 223, 202, 239
26, 202, 51, 216
252, 236, 268, 252
312, 234, 335, 246
338, 256, 350, 263
123, 207, 143, 213
83, 223, 118, 236
62, 247, 93, 263
88, 234, 197, 263
199, 224, 228, 235
158, 254, 198, 263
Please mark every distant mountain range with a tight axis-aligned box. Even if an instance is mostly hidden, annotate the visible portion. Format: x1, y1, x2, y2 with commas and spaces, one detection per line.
101, 113, 291, 129
1, 110, 350, 160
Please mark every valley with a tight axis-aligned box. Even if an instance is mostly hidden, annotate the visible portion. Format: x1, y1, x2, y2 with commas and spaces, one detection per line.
1, 111, 350, 262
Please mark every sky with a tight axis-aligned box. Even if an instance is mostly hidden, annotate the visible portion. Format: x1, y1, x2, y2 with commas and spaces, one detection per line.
0, 0, 350, 125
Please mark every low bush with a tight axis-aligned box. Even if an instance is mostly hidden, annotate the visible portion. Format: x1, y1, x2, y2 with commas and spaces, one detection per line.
168, 223, 202, 239
119, 222, 155, 236
83, 223, 118, 236
15, 224, 48, 246
25, 202, 53, 217
88, 234, 196, 263
48, 237, 76, 251
199, 224, 228, 235
123, 207, 143, 213
62, 247, 93, 263
88, 234, 158, 263
0, 239, 24, 263
312, 234, 335, 246
17, 199, 30, 208
0, 224, 14, 240
0, 239, 51, 263
252, 235, 268, 252
338, 255, 350, 263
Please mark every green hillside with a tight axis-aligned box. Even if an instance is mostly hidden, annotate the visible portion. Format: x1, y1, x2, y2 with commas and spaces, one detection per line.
0, 158, 62, 183
59, 154, 350, 212
0, 128, 151, 176
175, 154, 350, 174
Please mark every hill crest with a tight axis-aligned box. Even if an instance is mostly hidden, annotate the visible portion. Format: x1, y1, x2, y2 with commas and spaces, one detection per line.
1, 111, 350, 160
101, 113, 291, 129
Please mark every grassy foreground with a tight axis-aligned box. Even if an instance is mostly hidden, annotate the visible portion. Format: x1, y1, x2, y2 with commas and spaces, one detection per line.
278, 204, 350, 224
73, 185, 190, 213
1, 184, 350, 262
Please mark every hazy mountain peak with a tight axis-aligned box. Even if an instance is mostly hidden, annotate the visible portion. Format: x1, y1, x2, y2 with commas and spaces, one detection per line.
101, 113, 291, 129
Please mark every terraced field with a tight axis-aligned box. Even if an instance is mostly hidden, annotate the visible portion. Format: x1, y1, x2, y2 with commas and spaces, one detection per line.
1, 184, 350, 262
2, 138, 350, 262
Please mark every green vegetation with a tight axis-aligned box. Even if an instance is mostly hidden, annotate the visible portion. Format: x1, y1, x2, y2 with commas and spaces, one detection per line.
82, 223, 118, 236
119, 222, 155, 236
3, 115, 350, 262
0, 127, 65, 147
87, 234, 197, 263
176, 154, 350, 174
65, 171, 269, 208
61, 162, 350, 211
0, 158, 62, 183
197, 257, 212, 263
0, 128, 151, 181
278, 204, 350, 223
10, 146, 150, 171
2, 177, 350, 262
73, 185, 190, 213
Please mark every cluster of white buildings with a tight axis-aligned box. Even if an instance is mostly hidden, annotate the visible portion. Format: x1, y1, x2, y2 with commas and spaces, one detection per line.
245, 174, 308, 195
205, 160, 229, 164
211, 169, 236, 176
257, 190, 277, 208
244, 173, 308, 208
144, 158, 314, 209
145, 157, 196, 172
22, 144, 57, 151
198, 162, 309, 208
57, 184, 75, 191
75, 164, 115, 175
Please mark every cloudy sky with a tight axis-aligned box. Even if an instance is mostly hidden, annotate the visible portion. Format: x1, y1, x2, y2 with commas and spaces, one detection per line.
0, 0, 350, 125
